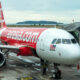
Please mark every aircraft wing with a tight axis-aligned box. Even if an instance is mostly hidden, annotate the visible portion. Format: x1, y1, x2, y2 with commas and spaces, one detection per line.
0, 45, 19, 50
0, 44, 35, 55
0, 45, 34, 50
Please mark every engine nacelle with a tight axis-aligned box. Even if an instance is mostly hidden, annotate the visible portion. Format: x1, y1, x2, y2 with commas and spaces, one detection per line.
0, 52, 6, 67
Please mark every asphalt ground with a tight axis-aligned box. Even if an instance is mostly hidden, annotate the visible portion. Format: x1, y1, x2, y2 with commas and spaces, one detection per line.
0, 53, 80, 80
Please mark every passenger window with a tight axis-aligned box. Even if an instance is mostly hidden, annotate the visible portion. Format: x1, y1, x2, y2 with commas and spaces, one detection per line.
52, 39, 57, 44
56, 39, 61, 44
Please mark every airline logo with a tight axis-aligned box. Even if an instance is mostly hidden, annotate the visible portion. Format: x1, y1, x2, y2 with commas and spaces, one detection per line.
50, 44, 56, 51
7, 31, 39, 43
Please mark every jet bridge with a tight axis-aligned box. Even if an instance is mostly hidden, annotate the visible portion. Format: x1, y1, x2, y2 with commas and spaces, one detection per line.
64, 22, 80, 44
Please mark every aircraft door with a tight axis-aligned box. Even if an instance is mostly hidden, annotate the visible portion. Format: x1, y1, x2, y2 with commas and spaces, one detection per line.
39, 35, 46, 51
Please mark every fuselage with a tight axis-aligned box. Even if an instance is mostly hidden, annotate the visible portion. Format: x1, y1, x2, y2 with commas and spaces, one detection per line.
0, 27, 46, 56
0, 0, 80, 67
0, 27, 80, 65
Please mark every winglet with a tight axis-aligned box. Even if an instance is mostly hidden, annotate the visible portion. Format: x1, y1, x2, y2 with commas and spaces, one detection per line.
0, 1, 7, 28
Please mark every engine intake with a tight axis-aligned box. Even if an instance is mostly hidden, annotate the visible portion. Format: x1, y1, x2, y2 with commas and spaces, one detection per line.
0, 52, 6, 67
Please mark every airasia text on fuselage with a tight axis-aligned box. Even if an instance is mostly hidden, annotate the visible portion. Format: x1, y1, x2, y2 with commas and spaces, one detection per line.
7, 30, 39, 43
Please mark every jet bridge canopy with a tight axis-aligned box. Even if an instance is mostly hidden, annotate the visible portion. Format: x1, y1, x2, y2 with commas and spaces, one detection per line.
64, 22, 80, 44
64, 22, 80, 32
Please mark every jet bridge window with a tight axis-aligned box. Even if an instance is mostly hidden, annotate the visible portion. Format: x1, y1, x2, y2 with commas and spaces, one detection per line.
62, 39, 71, 44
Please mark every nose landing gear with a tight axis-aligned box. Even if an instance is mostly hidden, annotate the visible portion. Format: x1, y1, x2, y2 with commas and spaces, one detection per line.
40, 59, 62, 79
40, 59, 48, 75
52, 63, 61, 79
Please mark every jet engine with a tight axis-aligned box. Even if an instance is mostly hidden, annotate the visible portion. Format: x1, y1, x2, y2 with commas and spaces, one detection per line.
0, 52, 6, 67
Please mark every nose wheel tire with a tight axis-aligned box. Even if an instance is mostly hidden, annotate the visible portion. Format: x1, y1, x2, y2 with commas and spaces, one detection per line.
52, 70, 61, 79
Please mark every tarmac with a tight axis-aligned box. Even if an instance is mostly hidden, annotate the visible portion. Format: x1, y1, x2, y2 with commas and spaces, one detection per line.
0, 53, 80, 80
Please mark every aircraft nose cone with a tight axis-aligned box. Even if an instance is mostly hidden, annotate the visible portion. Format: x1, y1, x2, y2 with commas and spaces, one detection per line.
60, 44, 80, 64
68, 45, 80, 64
74, 46, 80, 59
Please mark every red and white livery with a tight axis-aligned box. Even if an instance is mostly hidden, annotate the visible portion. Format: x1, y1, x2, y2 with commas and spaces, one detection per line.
0, 1, 80, 78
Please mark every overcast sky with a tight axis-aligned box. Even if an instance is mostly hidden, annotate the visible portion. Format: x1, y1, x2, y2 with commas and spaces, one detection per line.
1, 0, 80, 24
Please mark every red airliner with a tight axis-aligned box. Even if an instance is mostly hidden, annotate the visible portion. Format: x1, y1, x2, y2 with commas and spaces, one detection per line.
0, 1, 80, 79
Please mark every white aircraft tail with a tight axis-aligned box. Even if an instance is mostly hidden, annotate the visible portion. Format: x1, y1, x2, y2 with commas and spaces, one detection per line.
0, 1, 6, 28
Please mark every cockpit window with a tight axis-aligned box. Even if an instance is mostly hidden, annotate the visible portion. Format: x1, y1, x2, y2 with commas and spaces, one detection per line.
71, 39, 77, 44
56, 39, 61, 44
52, 38, 77, 44
52, 39, 57, 44
62, 39, 71, 44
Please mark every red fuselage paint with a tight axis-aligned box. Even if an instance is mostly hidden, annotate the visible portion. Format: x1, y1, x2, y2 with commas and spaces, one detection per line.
0, 27, 47, 56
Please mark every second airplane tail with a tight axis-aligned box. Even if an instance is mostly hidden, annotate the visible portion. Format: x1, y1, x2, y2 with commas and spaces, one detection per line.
0, 1, 6, 28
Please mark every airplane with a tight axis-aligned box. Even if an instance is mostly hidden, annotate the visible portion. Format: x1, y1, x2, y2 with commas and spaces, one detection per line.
0, 1, 80, 79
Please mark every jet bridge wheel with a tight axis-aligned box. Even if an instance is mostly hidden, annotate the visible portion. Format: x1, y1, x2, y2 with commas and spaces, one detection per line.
52, 63, 61, 79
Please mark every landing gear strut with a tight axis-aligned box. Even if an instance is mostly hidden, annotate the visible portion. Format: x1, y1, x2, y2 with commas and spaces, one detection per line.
40, 59, 48, 75
52, 63, 61, 79
40, 59, 61, 79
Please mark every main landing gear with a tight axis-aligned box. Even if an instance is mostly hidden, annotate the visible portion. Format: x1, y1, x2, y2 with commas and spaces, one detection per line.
40, 59, 61, 79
